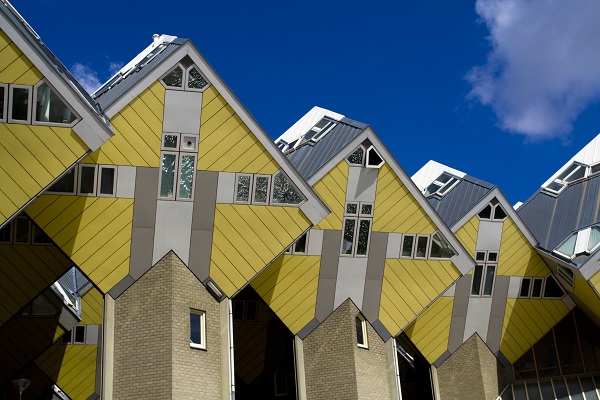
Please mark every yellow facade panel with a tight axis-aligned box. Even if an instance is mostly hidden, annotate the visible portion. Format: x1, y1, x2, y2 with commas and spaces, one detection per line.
498, 218, 548, 276
454, 215, 479, 255
404, 297, 453, 363
500, 298, 569, 363
313, 160, 348, 231
0, 36, 42, 85
574, 275, 600, 317
80, 288, 103, 325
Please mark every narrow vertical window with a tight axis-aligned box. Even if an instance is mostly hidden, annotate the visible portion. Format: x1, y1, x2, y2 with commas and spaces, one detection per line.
531, 278, 543, 298
245, 301, 258, 321
401, 235, 414, 258
482, 265, 496, 296
0, 84, 6, 122
414, 235, 429, 259
190, 310, 206, 349
160, 153, 177, 199
74, 325, 86, 344
14, 216, 30, 244
519, 278, 531, 298
471, 265, 483, 296
356, 219, 371, 256
356, 315, 368, 348
235, 174, 252, 203
78, 165, 97, 195
0, 221, 12, 243
178, 154, 195, 200
471, 251, 497, 297
274, 369, 288, 397
98, 166, 117, 196
342, 218, 356, 255
253, 176, 270, 204
9, 85, 31, 123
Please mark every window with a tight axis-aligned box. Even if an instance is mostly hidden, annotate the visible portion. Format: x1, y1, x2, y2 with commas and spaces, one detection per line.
190, 310, 206, 349
98, 166, 117, 196
0, 221, 11, 243
545, 163, 588, 194
0, 83, 6, 122
424, 172, 459, 197
0, 216, 51, 245
235, 174, 252, 203
477, 202, 507, 221
356, 314, 368, 348
14, 216, 30, 244
161, 60, 210, 92
471, 251, 497, 296
519, 275, 565, 299
78, 164, 97, 196
232, 300, 258, 321
347, 146, 365, 165
274, 369, 288, 397
252, 175, 271, 204
48, 168, 77, 194
271, 171, 304, 205
556, 264, 574, 290
159, 133, 197, 200
365, 146, 385, 168
346, 145, 385, 168
284, 232, 309, 254
33, 81, 78, 126
554, 226, 600, 259
58, 325, 86, 345
401, 235, 415, 258
9, 84, 32, 123
414, 235, 429, 259
341, 202, 372, 256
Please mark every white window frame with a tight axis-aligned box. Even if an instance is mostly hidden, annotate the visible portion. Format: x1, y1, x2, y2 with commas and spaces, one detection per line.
413, 235, 430, 259
341, 202, 373, 257
73, 325, 86, 344
356, 314, 368, 349
97, 165, 117, 197
176, 153, 197, 201
365, 146, 385, 169
544, 162, 588, 195
470, 251, 498, 297
269, 170, 306, 206
346, 145, 366, 166
190, 309, 206, 350
424, 172, 460, 197
32, 80, 79, 127
0, 83, 7, 122
400, 234, 415, 258
185, 65, 211, 93
77, 164, 98, 196
158, 133, 198, 201
162, 132, 180, 151
235, 173, 253, 204
345, 202, 359, 216
8, 84, 32, 124
309, 118, 336, 142
292, 232, 309, 254
159, 151, 179, 200
359, 202, 374, 217
160, 63, 185, 90
252, 174, 272, 205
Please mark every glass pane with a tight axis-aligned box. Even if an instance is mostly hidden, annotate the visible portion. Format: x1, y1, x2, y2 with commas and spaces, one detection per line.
0, 222, 10, 242
15, 217, 29, 243
526, 382, 542, 400
439, 177, 457, 194
543, 275, 564, 298
342, 219, 356, 255
236, 175, 251, 202
547, 181, 565, 192
589, 227, 600, 251
424, 182, 441, 196
187, 67, 208, 89
0, 86, 4, 120
253, 177, 269, 203
531, 278, 543, 298
35, 82, 76, 124
33, 225, 52, 244
494, 205, 507, 220
163, 134, 178, 149
565, 166, 586, 183
471, 265, 483, 296
483, 265, 495, 296
519, 278, 531, 298
415, 236, 428, 258
557, 164, 579, 180
160, 154, 176, 198
402, 236, 414, 257
577, 310, 600, 374
478, 205, 492, 219
566, 377, 584, 400
245, 301, 257, 320
274, 369, 287, 396
49, 168, 75, 193
555, 314, 584, 375
513, 349, 537, 380
580, 377, 599, 400
74, 326, 85, 343
361, 203, 373, 216
31, 295, 57, 316
356, 317, 365, 345
476, 252, 486, 261
429, 232, 456, 259
488, 252, 498, 262
356, 219, 371, 256
79, 166, 96, 194
272, 172, 303, 204
99, 167, 115, 195
293, 233, 307, 253
539, 381, 555, 399
513, 383, 526, 399
163, 66, 183, 87
60, 330, 72, 344
555, 233, 578, 257
347, 147, 364, 165
178, 155, 195, 199
190, 312, 201, 344
11, 87, 29, 121
233, 301, 244, 320
534, 333, 560, 378
346, 203, 358, 215
366, 147, 383, 167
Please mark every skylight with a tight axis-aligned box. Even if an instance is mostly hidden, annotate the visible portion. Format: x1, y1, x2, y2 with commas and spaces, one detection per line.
545, 162, 590, 194
423, 173, 460, 197
281, 117, 338, 153
553, 226, 600, 260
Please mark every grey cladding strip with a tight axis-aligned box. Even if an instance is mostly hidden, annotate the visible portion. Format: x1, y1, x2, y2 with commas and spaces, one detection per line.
108, 274, 135, 299
447, 275, 471, 352
296, 318, 320, 340
487, 276, 509, 353
433, 350, 452, 368
188, 171, 218, 281
362, 232, 388, 322
371, 319, 391, 342
315, 230, 342, 321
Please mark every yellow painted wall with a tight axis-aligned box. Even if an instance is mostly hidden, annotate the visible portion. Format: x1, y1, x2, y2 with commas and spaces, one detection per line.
574, 275, 600, 317
27, 196, 134, 293
498, 218, 548, 276
83, 82, 164, 167
198, 85, 279, 174
373, 163, 437, 234
210, 204, 311, 297
252, 255, 320, 334
404, 297, 453, 364
0, 30, 43, 84
0, 244, 72, 325
234, 321, 268, 384
312, 160, 348, 231
499, 298, 569, 363
80, 288, 103, 325
379, 259, 460, 336
454, 215, 479, 256
37, 344, 97, 400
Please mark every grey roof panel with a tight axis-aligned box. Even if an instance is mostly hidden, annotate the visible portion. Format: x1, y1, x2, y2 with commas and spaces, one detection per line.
285, 118, 367, 180
427, 175, 495, 228
93, 38, 186, 111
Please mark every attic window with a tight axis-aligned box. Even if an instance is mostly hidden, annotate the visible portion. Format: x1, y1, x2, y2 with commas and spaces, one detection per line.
553, 226, 600, 259
34, 81, 78, 125
366, 146, 384, 168
308, 118, 336, 142
271, 171, 304, 205
477, 202, 507, 221
545, 162, 588, 194
187, 67, 209, 90
162, 66, 183, 87
161, 62, 211, 92
347, 146, 365, 165
424, 173, 459, 197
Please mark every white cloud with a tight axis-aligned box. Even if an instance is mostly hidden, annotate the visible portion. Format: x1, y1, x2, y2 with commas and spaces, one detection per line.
108, 62, 124, 76
467, 0, 600, 140
70, 63, 102, 94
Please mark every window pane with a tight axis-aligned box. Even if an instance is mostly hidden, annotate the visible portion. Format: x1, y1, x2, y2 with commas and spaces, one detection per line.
0, 86, 4, 120
547, 181, 565, 192
163, 66, 183, 87
35, 82, 76, 124
526, 382, 542, 400
471, 265, 483, 295
178, 155, 195, 199
356, 219, 371, 256
424, 182, 441, 196
0, 222, 10, 243
15, 217, 29, 243
74, 326, 85, 343
589, 227, 600, 251
555, 315, 584, 375
233, 301, 244, 320
429, 232, 456, 259
245, 301, 257, 321
402, 236, 414, 257
60, 330, 72, 344
347, 147, 364, 165
33, 225, 52, 244
190, 312, 201, 344
99, 167, 115, 195
366, 147, 383, 167
294, 233, 307, 253
360, 203, 373, 216
580, 377, 599, 400
163, 134, 178, 149
566, 377, 584, 400
478, 205, 492, 219
493, 205, 507, 220
483, 265, 495, 295
254, 176, 269, 203
236, 175, 251, 202
543, 275, 564, 298
519, 278, 531, 298
342, 219, 356, 255
488, 252, 498, 262
557, 164, 579, 180
534, 331, 560, 378
555, 233, 577, 257
188, 67, 208, 89
531, 278, 543, 298
565, 166, 585, 183
272, 172, 303, 204
415, 236, 428, 258
32, 295, 57, 316
79, 166, 96, 194
160, 154, 177, 198
356, 316, 365, 345
476, 252, 486, 261
49, 168, 75, 193
11, 87, 29, 121
346, 203, 358, 215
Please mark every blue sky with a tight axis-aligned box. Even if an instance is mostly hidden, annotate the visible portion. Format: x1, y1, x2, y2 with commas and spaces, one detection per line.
9, 0, 600, 204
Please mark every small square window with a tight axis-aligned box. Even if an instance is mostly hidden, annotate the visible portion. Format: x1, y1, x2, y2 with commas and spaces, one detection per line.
78, 164, 97, 196
9, 85, 32, 124
180, 135, 198, 152
476, 252, 486, 261
190, 310, 206, 349
360, 203, 373, 216
162, 133, 179, 150
487, 252, 498, 262
346, 202, 358, 216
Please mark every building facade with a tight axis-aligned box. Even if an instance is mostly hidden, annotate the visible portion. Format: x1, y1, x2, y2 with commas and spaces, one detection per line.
2, 1, 600, 399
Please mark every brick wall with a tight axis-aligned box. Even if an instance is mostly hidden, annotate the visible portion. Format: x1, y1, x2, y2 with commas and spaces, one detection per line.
354, 320, 391, 400
436, 334, 507, 400
113, 251, 222, 399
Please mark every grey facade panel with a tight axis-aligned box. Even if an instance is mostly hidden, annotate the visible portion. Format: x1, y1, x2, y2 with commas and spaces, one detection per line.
319, 230, 342, 279
363, 232, 387, 322
188, 229, 213, 282
132, 167, 159, 229
296, 318, 320, 340
371, 319, 391, 342
191, 171, 218, 231
315, 278, 336, 322
129, 227, 155, 279
487, 276, 509, 353
108, 274, 135, 299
